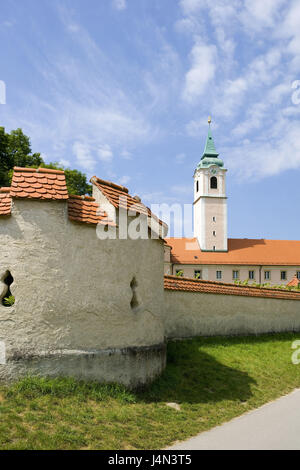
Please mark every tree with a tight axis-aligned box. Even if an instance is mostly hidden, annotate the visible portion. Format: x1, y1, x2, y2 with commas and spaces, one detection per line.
0, 127, 92, 195
0, 127, 43, 187
0, 127, 10, 186
7, 128, 43, 168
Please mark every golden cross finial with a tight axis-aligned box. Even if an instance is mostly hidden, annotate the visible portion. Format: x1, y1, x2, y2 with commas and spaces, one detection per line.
208, 116, 212, 125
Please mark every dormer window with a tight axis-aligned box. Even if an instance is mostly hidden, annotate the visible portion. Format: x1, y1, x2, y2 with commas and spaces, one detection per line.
210, 176, 217, 189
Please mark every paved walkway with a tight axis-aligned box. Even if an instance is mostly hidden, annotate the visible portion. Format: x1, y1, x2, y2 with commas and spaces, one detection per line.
169, 389, 300, 450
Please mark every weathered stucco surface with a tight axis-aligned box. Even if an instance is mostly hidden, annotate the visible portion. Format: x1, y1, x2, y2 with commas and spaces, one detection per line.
164, 289, 300, 338
0, 199, 166, 386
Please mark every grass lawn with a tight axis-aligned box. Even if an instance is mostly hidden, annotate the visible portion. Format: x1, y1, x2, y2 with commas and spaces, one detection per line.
1, 332, 300, 450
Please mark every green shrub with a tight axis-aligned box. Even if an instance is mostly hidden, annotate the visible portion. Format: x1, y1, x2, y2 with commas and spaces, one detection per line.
3, 295, 15, 306
175, 270, 184, 277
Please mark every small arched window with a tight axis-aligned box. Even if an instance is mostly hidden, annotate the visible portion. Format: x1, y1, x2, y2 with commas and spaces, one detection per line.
196, 181, 199, 192
210, 176, 217, 189
1, 271, 14, 307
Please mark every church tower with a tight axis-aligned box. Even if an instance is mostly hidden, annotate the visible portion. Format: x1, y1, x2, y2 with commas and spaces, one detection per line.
193, 118, 228, 252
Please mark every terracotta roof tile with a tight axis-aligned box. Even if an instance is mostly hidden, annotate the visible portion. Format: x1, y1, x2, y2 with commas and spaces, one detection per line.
1, 170, 116, 228
68, 195, 116, 227
166, 237, 300, 266
0, 188, 12, 216
164, 275, 300, 300
91, 176, 167, 229
10, 167, 69, 201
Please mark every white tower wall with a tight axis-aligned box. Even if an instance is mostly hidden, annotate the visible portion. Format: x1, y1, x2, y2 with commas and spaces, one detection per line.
194, 166, 228, 252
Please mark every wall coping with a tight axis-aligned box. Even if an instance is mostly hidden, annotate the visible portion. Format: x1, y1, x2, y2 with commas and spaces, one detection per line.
164, 275, 300, 301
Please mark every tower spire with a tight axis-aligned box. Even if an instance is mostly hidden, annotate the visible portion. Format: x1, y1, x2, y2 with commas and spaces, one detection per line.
195, 117, 224, 170
203, 116, 218, 158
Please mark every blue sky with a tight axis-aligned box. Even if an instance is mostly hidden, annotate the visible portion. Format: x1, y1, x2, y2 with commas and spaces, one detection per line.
1, 0, 300, 239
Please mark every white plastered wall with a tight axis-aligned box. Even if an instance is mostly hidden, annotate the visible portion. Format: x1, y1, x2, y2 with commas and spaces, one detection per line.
0, 197, 166, 385
164, 289, 300, 338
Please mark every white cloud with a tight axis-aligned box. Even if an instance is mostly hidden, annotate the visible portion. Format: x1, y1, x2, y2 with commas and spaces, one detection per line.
59, 158, 71, 167
98, 144, 113, 163
277, 0, 300, 56
170, 184, 191, 195
183, 41, 217, 102
3, 6, 156, 175
112, 0, 127, 11
231, 81, 291, 138
211, 47, 283, 121
175, 153, 186, 164
241, 0, 287, 31
2, 20, 14, 28
232, 103, 268, 137
143, 40, 181, 112
73, 141, 96, 171
119, 175, 130, 185
185, 117, 208, 137
174, 17, 201, 35
226, 118, 300, 180
179, 0, 240, 35
213, 78, 248, 119
140, 191, 182, 205
179, 0, 288, 37
180, 0, 205, 14
120, 150, 133, 160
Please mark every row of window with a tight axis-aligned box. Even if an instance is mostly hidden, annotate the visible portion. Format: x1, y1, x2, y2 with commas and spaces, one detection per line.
195, 177, 218, 193
176, 270, 300, 281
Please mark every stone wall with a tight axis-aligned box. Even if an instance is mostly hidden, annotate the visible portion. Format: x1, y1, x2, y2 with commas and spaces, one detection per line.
164, 287, 300, 338
0, 198, 166, 387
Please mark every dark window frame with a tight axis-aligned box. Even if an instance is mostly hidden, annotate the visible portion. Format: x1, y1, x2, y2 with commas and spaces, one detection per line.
210, 176, 218, 189
281, 271, 287, 280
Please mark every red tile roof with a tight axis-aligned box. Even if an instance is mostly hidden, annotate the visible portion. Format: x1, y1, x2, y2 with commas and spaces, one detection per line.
164, 275, 300, 300
0, 168, 114, 227
287, 275, 300, 287
68, 195, 115, 226
91, 176, 167, 228
166, 238, 300, 266
10, 167, 69, 200
0, 188, 12, 216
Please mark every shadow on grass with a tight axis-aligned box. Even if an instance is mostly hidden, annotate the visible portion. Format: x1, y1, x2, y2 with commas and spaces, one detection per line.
138, 339, 256, 405
184, 332, 300, 348
8, 333, 294, 407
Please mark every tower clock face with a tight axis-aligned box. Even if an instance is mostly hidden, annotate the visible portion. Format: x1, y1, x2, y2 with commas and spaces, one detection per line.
210, 167, 218, 175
